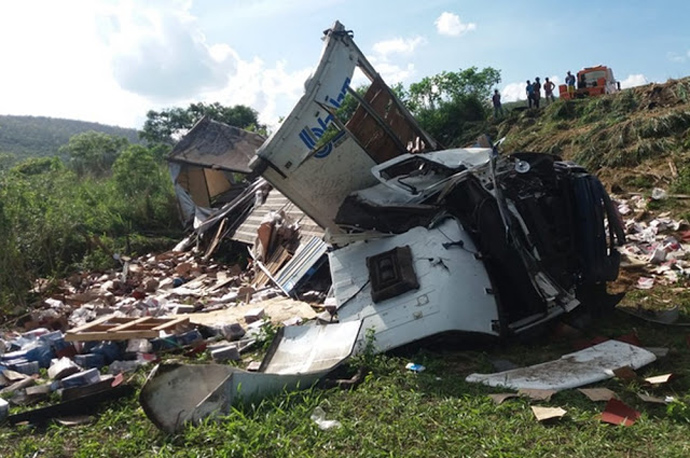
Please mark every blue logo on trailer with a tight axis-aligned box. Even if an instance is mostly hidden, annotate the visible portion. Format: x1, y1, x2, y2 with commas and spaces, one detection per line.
314, 131, 347, 158
298, 76, 351, 158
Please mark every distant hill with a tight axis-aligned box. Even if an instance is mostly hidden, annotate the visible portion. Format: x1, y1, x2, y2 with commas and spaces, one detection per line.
0, 115, 141, 162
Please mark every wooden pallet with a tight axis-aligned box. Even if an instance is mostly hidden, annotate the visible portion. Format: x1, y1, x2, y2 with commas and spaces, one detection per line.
65, 315, 191, 342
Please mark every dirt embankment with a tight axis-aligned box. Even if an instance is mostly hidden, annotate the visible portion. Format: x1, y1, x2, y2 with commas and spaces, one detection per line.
498, 77, 690, 193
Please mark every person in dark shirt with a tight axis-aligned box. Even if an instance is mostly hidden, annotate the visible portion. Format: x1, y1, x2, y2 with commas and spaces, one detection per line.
526, 80, 534, 108
532, 77, 542, 108
492, 89, 504, 118
578, 73, 587, 89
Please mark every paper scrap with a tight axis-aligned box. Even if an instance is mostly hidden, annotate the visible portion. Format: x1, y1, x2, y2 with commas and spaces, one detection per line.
600, 399, 640, 426
612, 366, 638, 381
531, 406, 566, 422
578, 388, 617, 402
644, 373, 673, 385
637, 393, 669, 404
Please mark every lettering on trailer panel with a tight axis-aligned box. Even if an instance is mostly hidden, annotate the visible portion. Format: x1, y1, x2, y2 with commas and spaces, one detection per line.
297, 77, 351, 157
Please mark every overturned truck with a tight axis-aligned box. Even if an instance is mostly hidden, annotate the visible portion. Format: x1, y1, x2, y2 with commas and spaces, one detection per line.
141, 21, 625, 431
250, 21, 625, 350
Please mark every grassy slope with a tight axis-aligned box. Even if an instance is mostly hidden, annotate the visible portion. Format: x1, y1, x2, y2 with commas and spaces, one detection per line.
496, 78, 690, 193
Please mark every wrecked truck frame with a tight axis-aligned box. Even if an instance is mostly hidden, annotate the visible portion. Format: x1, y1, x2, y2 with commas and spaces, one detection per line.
140, 21, 626, 432
251, 21, 626, 351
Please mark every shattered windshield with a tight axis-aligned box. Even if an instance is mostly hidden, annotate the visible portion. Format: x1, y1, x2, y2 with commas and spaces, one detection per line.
379, 156, 462, 194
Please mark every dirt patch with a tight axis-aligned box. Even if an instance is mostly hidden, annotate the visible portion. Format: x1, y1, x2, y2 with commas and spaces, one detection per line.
500, 77, 690, 192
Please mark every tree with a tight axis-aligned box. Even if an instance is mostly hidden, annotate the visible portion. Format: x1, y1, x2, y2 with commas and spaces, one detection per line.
10, 156, 64, 176
59, 131, 129, 177
407, 67, 501, 113
139, 102, 265, 145
399, 67, 502, 147
112, 145, 161, 197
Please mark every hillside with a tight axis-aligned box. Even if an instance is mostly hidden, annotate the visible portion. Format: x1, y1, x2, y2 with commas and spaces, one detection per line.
494, 77, 690, 192
0, 115, 140, 162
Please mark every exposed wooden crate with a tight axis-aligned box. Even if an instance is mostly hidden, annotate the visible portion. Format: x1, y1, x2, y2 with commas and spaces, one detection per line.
65, 315, 191, 342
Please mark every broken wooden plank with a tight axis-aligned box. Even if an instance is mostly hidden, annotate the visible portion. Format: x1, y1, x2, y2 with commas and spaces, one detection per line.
108, 316, 154, 332
151, 317, 190, 332
66, 315, 115, 334
65, 316, 190, 342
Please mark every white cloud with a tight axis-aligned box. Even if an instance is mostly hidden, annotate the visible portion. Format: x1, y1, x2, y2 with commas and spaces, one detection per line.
619, 74, 648, 89
372, 37, 426, 58
374, 61, 416, 85
501, 82, 527, 102
0, 1, 318, 130
0, 1, 152, 127
100, 1, 237, 102
363, 34, 425, 87
207, 58, 313, 129
434, 12, 476, 37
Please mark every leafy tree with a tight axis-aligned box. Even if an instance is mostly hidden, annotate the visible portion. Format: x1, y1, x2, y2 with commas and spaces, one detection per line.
112, 145, 162, 196
407, 67, 501, 113
415, 96, 488, 146
10, 156, 64, 175
140, 102, 265, 145
59, 131, 129, 177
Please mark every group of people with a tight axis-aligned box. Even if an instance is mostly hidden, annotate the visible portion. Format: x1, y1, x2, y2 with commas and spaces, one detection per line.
525, 77, 556, 109
490, 71, 580, 118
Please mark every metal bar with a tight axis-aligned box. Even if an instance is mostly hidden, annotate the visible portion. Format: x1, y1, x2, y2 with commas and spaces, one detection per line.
345, 86, 409, 156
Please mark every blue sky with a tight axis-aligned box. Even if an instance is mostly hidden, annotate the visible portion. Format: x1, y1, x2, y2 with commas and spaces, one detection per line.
0, 0, 688, 129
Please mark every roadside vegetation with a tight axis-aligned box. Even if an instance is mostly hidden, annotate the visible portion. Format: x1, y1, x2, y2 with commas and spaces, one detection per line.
0, 103, 264, 315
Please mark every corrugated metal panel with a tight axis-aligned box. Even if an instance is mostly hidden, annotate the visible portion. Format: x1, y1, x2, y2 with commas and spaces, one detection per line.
273, 236, 329, 295
232, 189, 324, 245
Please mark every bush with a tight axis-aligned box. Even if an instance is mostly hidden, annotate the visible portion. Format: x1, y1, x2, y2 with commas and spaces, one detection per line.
0, 146, 180, 313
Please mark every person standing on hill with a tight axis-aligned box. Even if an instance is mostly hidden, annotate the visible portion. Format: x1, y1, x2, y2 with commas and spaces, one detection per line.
532, 77, 542, 108
565, 71, 576, 98
544, 77, 556, 104
526, 80, 534, 108
492, 89, 504, 118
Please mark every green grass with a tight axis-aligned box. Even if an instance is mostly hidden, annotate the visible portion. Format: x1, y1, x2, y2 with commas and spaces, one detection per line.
3, 300, 690, 457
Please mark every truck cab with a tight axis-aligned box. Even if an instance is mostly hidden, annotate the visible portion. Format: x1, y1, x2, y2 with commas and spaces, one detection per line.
559, 65, 620, 100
